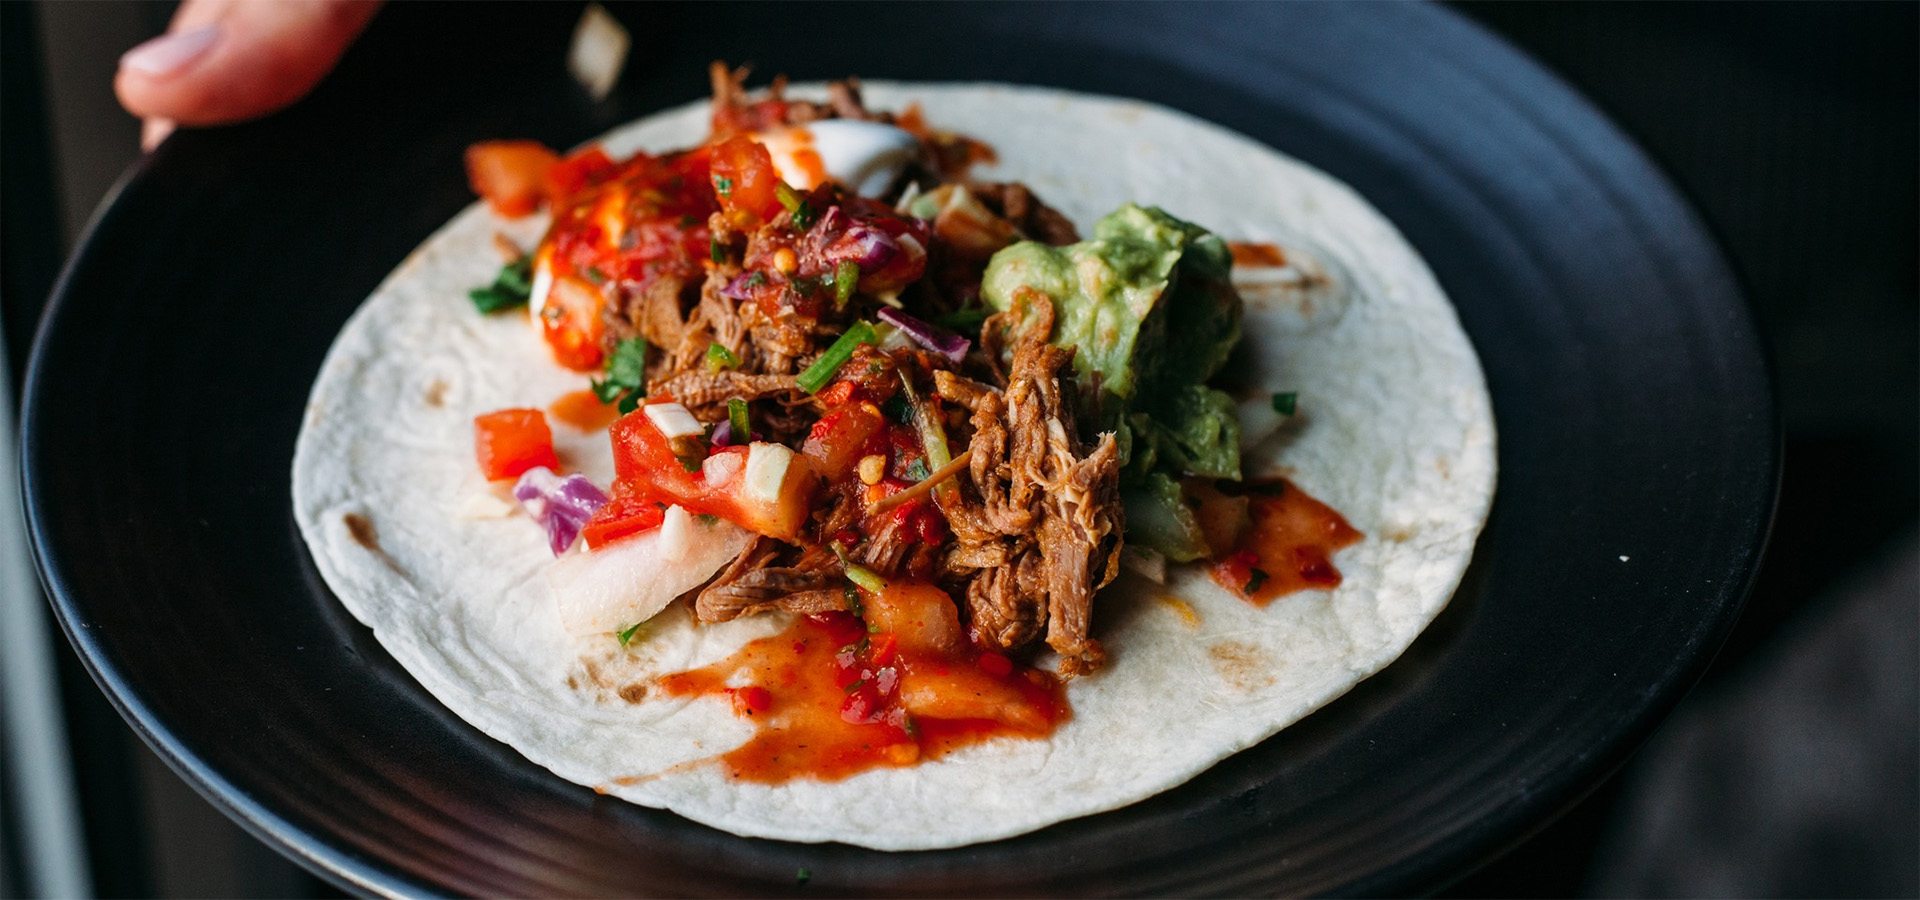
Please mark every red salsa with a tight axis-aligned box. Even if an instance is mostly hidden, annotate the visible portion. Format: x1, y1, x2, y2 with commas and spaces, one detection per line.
659, 592, 1066, 783
1211, 479, 1362, 604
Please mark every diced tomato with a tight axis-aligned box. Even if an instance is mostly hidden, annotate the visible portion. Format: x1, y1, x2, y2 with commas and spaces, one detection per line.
473, 409, 559, 481
709, 135, 785, 225
604, 404, 817, 540
540, 275, 605, 371
579, 480, 669, 549
862, 581, 964, 656
730, 686, 773, 716
975, 652, 1013, 678
465, 141, 559, 217
800, 401, 887, 481
544, 146, 620, 208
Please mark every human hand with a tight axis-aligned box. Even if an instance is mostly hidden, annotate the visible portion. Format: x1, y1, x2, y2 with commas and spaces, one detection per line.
116, 0, 382, 149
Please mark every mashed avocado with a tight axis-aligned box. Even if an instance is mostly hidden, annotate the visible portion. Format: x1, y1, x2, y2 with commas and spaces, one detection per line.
981, 204, 1246, 559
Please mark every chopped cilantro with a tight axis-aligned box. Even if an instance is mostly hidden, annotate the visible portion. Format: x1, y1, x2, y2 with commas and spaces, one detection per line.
843, 678, 867, 694
468, 256, 533, 314
905, 458, 930, 482
742, 270, 767, 289
696, 513, 720, 525
842, 585, 864, 618
1271, 391, 1298, 416
1245, 568, 1270, 594
881, 394, 912, 424
709, 236, 726, 263
616, 622, 646, 647
591, 337, 649, 412
715, 175, 734, 197
901, 716, 919, 738
584, 265, 608, 285
796, 868, 811, 886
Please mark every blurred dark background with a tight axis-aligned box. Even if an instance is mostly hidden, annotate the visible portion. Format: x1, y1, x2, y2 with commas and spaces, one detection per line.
1, 3, 1912, 896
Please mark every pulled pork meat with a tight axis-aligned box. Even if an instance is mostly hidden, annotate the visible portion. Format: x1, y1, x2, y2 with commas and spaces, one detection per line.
937, 294, 1123, 674
611, 69, 1125, 676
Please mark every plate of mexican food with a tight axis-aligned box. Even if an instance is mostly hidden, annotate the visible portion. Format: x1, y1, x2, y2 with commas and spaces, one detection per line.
24, 3, 1774, 895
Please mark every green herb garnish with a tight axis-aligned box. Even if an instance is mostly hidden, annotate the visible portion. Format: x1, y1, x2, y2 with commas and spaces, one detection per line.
843, 585, 864, 618
905, 458, 930, 482
709, 236, 726, 263
584, 266, 608, 285
933, 306, 988, 334
796, 868, 811, 886
774, 182, 815, 229
1245, 568, 1270, 594
881, 394, 912, 424
468, 256, 533, 314
843, 678, 867, 694
705, 342, 740, 372
796, 321, 878, 393
616, 622, 646, 647
590, 337, 649, 412
1271, 391, 1298, 416
696, 513, 720, 525
715, 175, 734, 197
727, 398, 751, 443
832, 260, 859, 310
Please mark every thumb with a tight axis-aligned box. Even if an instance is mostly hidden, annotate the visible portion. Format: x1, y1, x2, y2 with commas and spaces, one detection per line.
116, 0, 380, 141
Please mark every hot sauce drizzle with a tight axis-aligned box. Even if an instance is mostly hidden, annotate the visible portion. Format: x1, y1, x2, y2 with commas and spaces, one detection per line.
548, 388, 621, 431
658, 607, 1066, 783
1211, 478, 1362, 605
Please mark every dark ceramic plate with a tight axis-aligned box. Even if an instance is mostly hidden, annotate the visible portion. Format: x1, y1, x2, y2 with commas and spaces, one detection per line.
24, 3, 1776, 896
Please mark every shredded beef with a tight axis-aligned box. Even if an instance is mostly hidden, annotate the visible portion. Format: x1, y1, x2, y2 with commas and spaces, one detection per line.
696, 537, 845, 622
968, 182, 1081, 246
938, 294, 1123, 673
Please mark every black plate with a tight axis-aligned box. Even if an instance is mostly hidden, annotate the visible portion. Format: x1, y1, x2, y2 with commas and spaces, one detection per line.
24, 3, 1776, 895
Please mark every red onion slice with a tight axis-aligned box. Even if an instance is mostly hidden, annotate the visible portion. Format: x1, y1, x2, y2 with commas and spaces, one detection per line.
876, 307, 971, 362
513, 466, 609, 555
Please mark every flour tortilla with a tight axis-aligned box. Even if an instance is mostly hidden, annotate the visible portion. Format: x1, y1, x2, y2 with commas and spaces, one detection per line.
292, 84, 1495, 850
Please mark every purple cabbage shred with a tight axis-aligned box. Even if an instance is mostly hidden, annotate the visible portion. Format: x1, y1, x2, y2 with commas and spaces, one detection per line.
513, 467, 609, 556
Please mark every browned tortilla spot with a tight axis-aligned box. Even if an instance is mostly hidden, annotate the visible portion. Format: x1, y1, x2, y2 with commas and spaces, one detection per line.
618, 683, 650, 704
423, 379, 449, 407
566, 675, 580, 690
343, 513, 378, 549
1208, 640, 1275, 693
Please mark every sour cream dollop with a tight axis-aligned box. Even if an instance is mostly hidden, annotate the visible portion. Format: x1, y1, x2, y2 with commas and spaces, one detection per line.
754, 120, 921, 197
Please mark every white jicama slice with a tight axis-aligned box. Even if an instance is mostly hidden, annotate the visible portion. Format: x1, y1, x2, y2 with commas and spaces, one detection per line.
545, 505, 753, 636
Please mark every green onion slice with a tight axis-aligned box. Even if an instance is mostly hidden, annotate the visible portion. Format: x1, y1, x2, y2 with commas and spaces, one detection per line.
705, 342, 740, 372
796, 321, 878, 393
832, 260, 859, 310
727, 398, 751, 444
833, 544, 888, 594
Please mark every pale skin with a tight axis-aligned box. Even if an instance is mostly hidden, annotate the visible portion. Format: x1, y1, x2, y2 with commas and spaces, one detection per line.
115, 0, 382, 149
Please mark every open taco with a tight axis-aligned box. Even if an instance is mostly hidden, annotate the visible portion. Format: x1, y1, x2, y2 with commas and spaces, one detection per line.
292, 71, 1495, 849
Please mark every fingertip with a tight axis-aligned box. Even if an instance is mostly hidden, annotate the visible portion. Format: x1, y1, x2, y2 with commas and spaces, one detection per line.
141, 118, 177, 151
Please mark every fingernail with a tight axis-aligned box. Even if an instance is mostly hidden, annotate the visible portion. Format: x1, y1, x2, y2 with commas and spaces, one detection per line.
141, 118, 176, 151
120, 24, 219, 77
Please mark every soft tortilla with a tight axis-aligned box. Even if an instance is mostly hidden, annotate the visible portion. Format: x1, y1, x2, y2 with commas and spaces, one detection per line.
292, 84, 1495, 849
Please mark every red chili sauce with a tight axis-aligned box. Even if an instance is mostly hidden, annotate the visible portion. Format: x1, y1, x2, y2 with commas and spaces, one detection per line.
1211, 478, 1362, 605
658, 591, 1066, 784
1228, 241, 1288, 268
